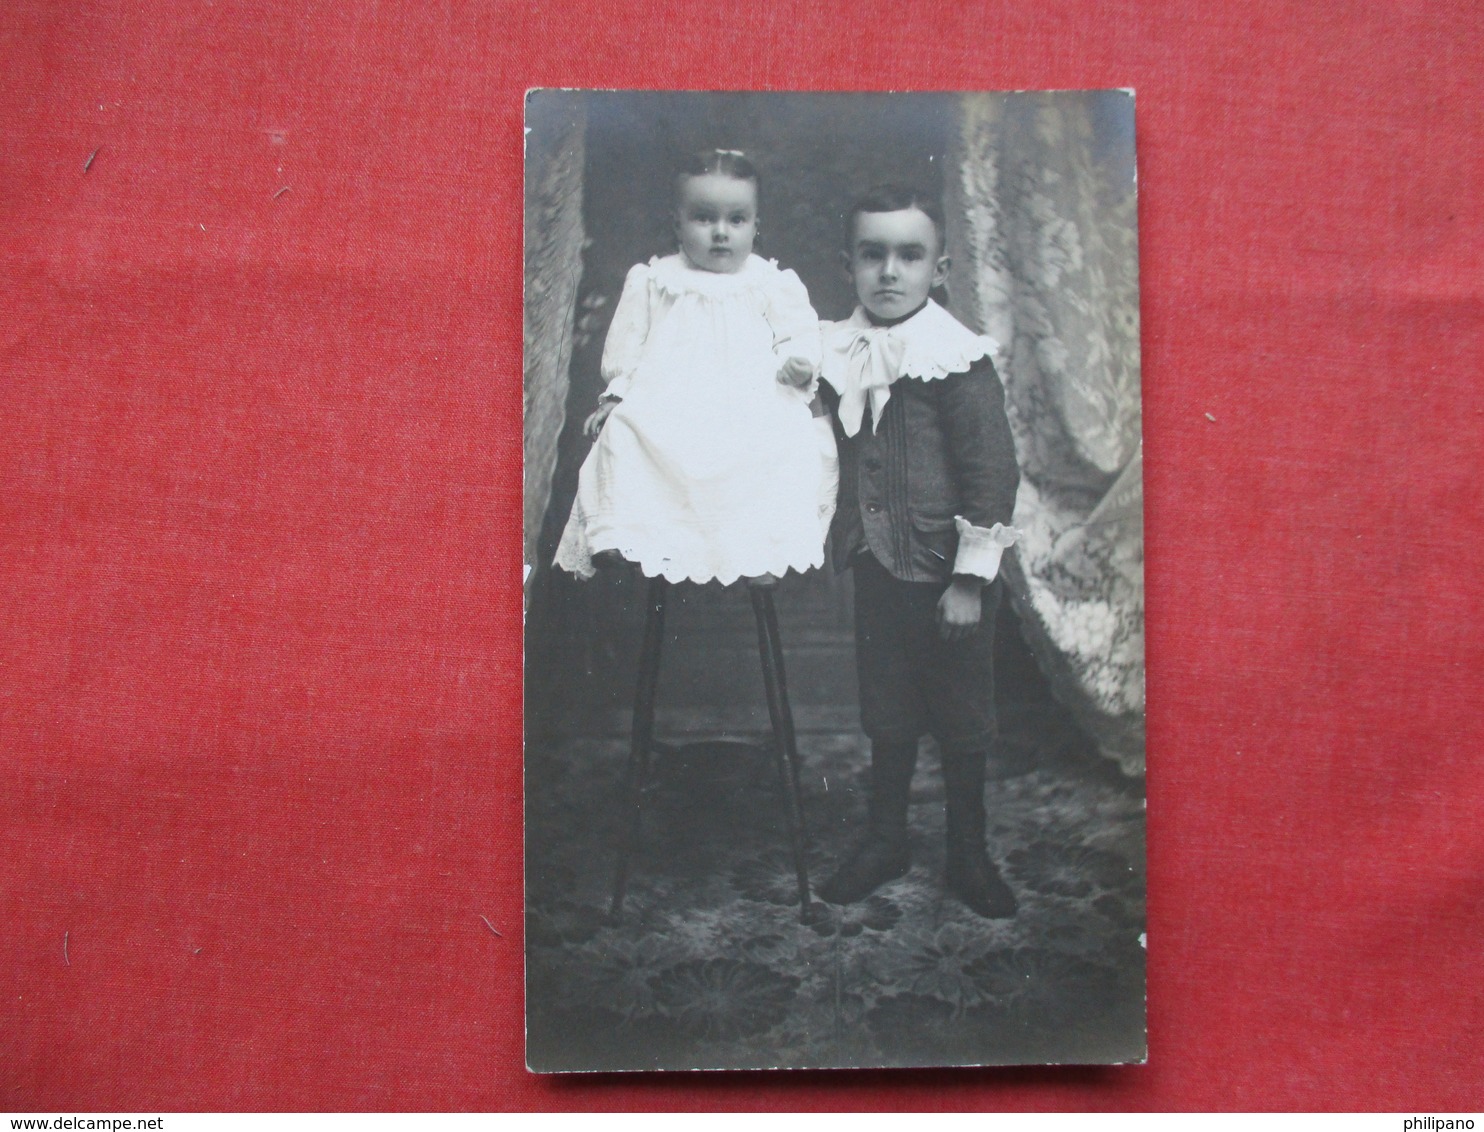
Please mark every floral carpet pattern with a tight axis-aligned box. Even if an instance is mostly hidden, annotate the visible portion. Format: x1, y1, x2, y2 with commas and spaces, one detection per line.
526, 724, 1146, 1072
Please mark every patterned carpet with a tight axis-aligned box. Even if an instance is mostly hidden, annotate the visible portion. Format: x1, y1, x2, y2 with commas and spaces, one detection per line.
526, 709, 1146, 1072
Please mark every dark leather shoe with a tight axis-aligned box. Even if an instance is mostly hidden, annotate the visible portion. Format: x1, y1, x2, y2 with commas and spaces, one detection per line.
817, 838, 910, 905
946, 844, 1018, 919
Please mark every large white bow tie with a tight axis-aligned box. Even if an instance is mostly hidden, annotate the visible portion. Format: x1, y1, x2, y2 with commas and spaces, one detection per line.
829, 325, 907, 437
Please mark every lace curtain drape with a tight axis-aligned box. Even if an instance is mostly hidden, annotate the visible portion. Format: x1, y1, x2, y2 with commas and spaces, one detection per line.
523, 93, 587, 575
946, 92, 1146, 775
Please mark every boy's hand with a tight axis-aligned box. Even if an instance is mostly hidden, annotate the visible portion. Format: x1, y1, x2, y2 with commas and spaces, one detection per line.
584, 400, 617, 440
776, 356, 814, 389
937, 578, 983, 641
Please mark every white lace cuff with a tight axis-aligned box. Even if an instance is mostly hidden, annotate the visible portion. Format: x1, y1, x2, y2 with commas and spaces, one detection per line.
952, 517, 1020, 582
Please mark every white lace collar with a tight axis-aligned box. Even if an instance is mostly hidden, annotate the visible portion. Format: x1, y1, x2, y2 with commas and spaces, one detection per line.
820, 299, 999, 435
646, 253, 779, 300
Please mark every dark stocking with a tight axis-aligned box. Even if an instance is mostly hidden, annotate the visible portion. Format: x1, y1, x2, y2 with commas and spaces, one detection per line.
942, 746, 1018, 918
817, 739, 918, 904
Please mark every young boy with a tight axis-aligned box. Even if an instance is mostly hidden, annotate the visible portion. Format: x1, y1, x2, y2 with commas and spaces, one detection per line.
817, 185, 1022, 918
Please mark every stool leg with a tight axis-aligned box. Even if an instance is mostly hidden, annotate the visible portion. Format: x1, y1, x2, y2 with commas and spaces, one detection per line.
750, 585, 812, 918
610, 575, 668, 921
762, 591, 809, 847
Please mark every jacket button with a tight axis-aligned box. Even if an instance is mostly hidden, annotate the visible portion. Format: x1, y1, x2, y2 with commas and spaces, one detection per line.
865, 503, 881, 514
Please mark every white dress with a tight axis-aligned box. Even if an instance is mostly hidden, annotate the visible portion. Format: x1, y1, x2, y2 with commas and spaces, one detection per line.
555, 253, 836, 585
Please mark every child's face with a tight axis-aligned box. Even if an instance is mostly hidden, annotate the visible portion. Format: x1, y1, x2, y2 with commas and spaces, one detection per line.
674, 173, 758, 274
846, 208, 949, 321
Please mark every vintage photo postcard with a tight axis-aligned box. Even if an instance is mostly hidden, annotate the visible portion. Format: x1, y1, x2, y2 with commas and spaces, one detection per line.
523, 90, 1146, 1072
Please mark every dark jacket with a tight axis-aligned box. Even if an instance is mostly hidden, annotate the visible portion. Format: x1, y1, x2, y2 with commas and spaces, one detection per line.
827, 354, 1020, 583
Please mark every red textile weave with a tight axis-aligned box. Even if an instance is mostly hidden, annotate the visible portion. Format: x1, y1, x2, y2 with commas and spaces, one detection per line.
2, 0, 1480, 1111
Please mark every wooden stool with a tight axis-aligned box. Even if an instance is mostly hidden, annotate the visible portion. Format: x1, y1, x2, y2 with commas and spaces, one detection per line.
609, 575, 813, 922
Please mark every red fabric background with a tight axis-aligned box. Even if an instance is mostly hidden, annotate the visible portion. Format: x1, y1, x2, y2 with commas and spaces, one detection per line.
2, 0, 1480, 1111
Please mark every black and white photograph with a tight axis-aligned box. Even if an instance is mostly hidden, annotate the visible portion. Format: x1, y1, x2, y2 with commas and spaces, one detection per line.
523, 89, 1146, 1073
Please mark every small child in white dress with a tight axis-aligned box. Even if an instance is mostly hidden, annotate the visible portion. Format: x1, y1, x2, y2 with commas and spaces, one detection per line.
555, 150, 837, 586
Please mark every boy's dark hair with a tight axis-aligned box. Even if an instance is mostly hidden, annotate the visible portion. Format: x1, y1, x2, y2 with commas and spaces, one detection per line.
673, 148, 761, 207
844, 183, 946, 254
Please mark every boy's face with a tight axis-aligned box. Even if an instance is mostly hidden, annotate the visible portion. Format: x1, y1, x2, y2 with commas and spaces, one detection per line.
846, 208, 949, 321
674, 173, 758, 274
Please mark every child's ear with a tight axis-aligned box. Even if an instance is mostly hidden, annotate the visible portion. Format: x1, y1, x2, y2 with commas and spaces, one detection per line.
932, 254, 951, 289
839, 249, 853, 285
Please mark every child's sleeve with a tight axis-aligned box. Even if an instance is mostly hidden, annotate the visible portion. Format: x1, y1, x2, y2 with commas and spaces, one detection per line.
942, 357, 1022, 582
598, 262, 653, 400
766, 268, 823, 392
